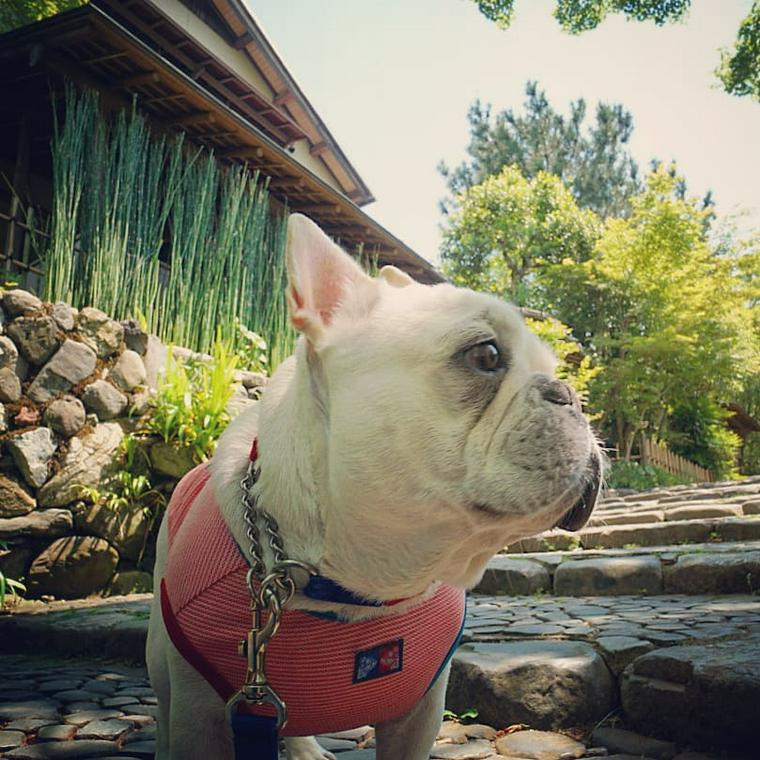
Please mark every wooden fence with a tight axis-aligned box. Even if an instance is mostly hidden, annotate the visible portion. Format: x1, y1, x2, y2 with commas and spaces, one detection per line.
640, 437, 713, 483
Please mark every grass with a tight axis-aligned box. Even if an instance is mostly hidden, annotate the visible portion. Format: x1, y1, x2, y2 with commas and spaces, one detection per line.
42, 84, 295, 367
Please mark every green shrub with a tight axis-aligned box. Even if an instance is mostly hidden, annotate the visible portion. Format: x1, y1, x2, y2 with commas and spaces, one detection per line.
607, 460, 690, 490
742, 431, 760, 476
143, 339, 237, 462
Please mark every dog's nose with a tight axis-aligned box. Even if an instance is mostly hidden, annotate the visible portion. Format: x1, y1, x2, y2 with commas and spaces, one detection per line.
541, 379, 575, 406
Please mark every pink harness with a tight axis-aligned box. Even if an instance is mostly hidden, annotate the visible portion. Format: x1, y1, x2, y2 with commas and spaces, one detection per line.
160, 463, 466, 737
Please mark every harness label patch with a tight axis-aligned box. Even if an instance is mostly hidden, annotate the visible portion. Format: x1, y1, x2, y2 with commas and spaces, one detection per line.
353, 639, 404, 683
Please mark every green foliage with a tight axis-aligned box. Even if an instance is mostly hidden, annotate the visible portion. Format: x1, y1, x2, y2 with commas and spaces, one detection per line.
717, 1, 760, 101
540, 166, 756, 462
0, 0, 86, 32
607, 460, 689, 490
742, 431, 760, 476
42, 85, 295, 368
525, 316, 600, 406
469, 1, 758, 102
0, 541, 26, 610
143, 340, 237, 462
442, 707, 480, 724
439, 82, 640, 219
233, 320, 269, 374
667, 398, 741, 480
441, 165, 600, 301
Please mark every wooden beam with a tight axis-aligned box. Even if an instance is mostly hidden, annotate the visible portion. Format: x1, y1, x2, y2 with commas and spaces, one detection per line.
219, 146, 264, 159
273, 90, 293, 108
80, 50, 129, 65
232, 32, 253, 49
309, 141, 329, 157
119, 70, 159, 88
143, 93, 186, 105
168, 110, 214, 126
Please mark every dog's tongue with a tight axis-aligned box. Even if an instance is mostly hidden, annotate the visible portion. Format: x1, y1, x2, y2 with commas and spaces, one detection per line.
554, 456, 601, 532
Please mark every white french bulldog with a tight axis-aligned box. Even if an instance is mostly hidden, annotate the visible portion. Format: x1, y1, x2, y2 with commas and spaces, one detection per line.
147, 213, 602, 760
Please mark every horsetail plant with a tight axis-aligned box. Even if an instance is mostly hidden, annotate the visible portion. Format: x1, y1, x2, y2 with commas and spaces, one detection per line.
42, 84, 296, 368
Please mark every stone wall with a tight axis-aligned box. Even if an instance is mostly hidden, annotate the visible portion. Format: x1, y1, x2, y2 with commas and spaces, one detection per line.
0, 289, 264, 600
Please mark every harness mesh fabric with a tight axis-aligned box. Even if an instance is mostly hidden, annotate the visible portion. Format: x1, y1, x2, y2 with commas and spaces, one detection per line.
161, 464, 466, 737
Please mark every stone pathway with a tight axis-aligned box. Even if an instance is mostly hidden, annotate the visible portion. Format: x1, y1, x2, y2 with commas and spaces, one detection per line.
3, 477, 760, 757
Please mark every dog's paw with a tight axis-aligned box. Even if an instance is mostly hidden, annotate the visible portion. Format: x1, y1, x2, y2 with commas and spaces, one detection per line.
283, 736, 337, 760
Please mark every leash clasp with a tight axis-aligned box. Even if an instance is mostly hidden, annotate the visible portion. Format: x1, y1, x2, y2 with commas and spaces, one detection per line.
225, 683, 287, 729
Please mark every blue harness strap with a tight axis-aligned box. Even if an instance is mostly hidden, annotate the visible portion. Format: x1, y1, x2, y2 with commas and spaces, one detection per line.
231, 712, 279, 759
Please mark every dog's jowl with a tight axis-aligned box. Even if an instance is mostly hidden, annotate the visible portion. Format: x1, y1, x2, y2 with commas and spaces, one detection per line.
147, 213, 602, 760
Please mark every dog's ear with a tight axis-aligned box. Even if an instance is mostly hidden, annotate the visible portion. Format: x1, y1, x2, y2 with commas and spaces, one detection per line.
379, 265, 414, 288
286, 214, 373, 342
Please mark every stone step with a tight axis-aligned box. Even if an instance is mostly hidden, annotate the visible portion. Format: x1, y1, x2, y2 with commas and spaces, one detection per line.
508, 515, 760, 553
475, 540, 760, 596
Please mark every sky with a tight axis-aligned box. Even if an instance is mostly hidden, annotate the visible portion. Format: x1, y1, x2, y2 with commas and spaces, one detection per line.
247, 0, 759, 266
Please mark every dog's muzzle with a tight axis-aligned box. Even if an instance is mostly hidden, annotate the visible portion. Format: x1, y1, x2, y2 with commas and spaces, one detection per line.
553, 454, 601, 532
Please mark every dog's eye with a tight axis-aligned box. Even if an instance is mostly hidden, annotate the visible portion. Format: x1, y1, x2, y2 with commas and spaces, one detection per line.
464, 341, 503, 374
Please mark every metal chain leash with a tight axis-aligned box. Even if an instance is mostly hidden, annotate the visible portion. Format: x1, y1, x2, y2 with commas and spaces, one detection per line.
226, 457, 317, 729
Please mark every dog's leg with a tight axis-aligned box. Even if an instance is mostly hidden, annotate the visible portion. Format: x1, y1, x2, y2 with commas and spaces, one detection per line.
374, 663, 450, 760
284, 736, 337, 760
146, 518, 172, 759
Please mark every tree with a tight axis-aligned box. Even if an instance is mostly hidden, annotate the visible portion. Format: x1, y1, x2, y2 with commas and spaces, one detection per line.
540, 166, 757, 462
0, 0, 86, 33
440, 165, 600, 301
439, 82, 641, 219
470, 0, 760, 102
717, 2, 760, 100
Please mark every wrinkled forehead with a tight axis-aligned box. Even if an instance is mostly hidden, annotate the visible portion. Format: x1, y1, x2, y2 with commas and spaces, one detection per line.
330, 281, 552, 371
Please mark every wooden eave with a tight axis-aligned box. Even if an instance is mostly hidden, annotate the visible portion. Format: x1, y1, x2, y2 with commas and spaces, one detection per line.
0, 4, 443, 284
203, 0, 375, 207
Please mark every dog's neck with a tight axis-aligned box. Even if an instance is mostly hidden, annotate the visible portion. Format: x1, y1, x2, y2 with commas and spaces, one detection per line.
213, 341, 512, 611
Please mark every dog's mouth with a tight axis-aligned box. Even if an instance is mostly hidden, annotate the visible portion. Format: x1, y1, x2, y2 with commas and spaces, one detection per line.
552, 454, 602, 532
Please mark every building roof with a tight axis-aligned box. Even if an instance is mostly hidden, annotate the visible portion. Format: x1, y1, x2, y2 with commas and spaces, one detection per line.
0, 0, 445, 283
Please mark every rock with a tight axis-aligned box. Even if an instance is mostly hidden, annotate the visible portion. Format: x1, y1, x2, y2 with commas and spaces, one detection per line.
437, 722, 496, 743
0, 366, 21, 402
149, 441, 196, 479
494, 730, 586, 760
0, 699, 60, 721
6, 427, 57, 488
664, 551, 760, 594
121, 320, 149, 355
473, 556, 551, 595
447, 641, 615, 729
52, 302, 76, 331
6, 316, 61, 365
14, 406, 40, 427
0, 334, 19, 369
590, 727, 676, 760
0, 402, 6, 432
0, 475, 36, 517
72, 502, 151, 562
0, 541, 37, 580
129, 389, 152, 416
0, 509, 72, 540
109, 350, 146, 392
430, 739, 495, 759
235, 370, 268, 389
37, 724, 77, 741
142, 334, 167, 388
664, 504, 742, 521
38, 423, 124, 507
28, 340, 98, 403
596, 636, 655, 676
553, 556, 662, 596
105, 570, 154, 596
5, 740, 119, 758
26, 535, 119, 598
78, 307, 124, 358
227, 394, 256, 418
63, 709, 124, 727
2, 289, 42, 317
44, 396, 86, 437
77, 718, 133, 740
621, 638, 760, 749
82, 380, 128, 420
14, 354, 29, 381
580, 520, 714, 550
0, 730, 25, 751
